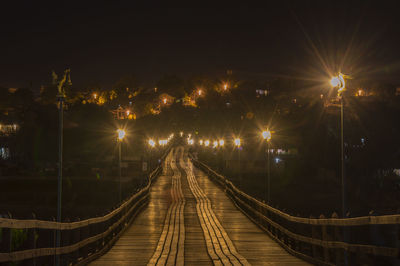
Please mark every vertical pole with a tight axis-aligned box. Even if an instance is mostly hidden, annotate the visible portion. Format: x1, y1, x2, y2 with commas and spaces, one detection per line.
56, 96, 63, 266
119, 141, 122, 203
341, 96, 345, 218
238, 148, 241, 188
150, 148, 152, 171
341, 95, 348, 266
267, 141, 270, 204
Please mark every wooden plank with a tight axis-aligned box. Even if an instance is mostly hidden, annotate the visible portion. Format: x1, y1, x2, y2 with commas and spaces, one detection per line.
193, 166, 310, 265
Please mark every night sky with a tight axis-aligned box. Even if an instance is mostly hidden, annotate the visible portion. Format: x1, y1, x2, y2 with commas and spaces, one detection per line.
1, 1, 399, 88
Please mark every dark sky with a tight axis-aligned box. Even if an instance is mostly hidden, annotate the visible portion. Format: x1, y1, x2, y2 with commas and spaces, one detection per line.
1, 1, 399, 88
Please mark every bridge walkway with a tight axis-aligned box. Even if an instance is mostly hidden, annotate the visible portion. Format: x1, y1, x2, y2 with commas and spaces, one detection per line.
90, 147, 308, 265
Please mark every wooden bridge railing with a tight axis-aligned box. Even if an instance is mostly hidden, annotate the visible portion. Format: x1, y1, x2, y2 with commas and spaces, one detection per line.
191, 156, 400, 266
0, 148, 171, 266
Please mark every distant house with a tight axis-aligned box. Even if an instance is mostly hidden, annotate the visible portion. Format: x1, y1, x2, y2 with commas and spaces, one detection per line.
0, 124, 18, 136
111, 106, 136, 120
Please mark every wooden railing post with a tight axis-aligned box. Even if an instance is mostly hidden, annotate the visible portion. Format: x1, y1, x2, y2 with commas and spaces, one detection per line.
310, 215, 318, 259
72, 218, 81, 263
1, 228, 11, 253
81, 222, 89, 260
319, 214, 330, 263
1, 213, 12, 253
28, 213, 37, 266
62, 218, 71, 266
52, 217, 56, 266
331, 212, 342, 265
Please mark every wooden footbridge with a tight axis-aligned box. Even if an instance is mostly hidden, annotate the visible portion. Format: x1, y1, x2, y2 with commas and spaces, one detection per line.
90, 147, 306, 265
1, 147, 399, 265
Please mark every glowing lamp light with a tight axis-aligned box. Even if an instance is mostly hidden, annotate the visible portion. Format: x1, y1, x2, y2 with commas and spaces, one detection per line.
204, 140, 210, 147
213, 141, 218, 148
117, 129, 126, 141
262, 130, 272, 141
93, 93, 97, 99
180, 131, 183, 137
223, 83, 228, 90
234, 138, 241, 147
330, 77, 340, 87
148, 139, 156, 147
219, 139, 224, 146
188, 139, 194, 145
199, 140, 203, 145
198, 89, 202, 96
330, 73, 346, 95
163, 98, 167, 104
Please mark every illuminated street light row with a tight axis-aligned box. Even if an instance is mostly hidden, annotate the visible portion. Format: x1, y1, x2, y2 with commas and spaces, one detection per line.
148, 133, 174, 148
193, 138, 239, 148
189, 130, 273, 148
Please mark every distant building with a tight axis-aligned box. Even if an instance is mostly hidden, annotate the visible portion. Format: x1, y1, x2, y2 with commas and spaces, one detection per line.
111, 106, 136, 120
0, 124, 18, 136
255, 89, 269, 97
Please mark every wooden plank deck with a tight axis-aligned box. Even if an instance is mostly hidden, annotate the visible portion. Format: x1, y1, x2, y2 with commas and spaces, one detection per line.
90, 147, 309, 265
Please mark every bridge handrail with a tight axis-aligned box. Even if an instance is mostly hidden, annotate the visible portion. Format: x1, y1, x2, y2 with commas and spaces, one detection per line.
0, 163, 161, 230
192, 157, 400, 225
190, 155, 400, 265
0, 146, 173, 264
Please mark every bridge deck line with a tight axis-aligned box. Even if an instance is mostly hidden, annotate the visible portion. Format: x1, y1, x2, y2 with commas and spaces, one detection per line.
90, 148, 308, 265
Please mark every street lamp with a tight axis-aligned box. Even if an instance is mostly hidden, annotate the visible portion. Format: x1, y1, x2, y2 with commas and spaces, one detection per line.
234, 138, 242, 187
219, 139, 224, 146
204, 140, 210, 147
54, 69, 71, 266
330, 73, 346, 218
219, 139, 225, 171
148, 139, 156, 148
117, 129, 126, 203
213, 140, 218, 148
262, 130, 272, 204
148, 139, 155, 171
234, 138, 241, 147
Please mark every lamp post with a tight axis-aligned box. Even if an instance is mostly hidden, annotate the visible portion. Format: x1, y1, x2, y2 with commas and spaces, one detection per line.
262, 130, 272, 204
148, 139, 156, 170
219, 139, 225, 171
54, 69, 71, 266
117, 129, 126, 203
234, 138, 241, 187
330, 73, 346, 218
